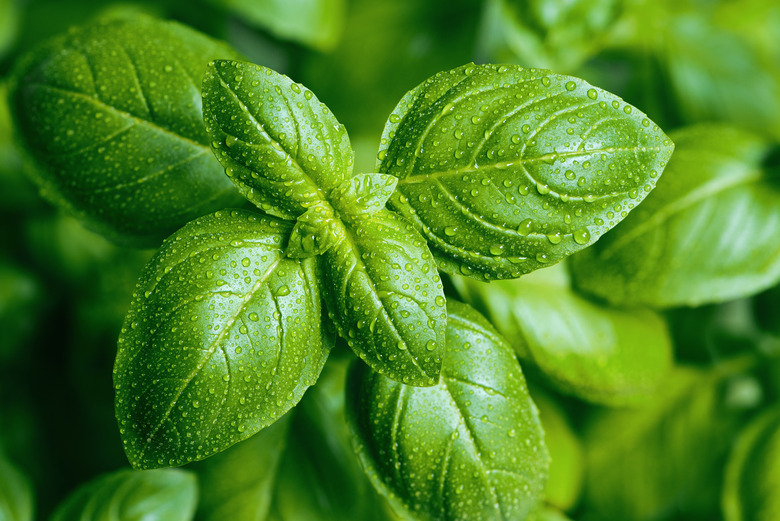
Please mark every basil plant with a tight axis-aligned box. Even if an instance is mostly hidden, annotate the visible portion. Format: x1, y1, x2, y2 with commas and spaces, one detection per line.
8, 14, 673, 521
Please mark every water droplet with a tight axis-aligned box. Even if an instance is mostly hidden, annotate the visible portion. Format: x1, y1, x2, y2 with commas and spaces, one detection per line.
587, 88, 598, 99
565, 81, 576, 91
444, 226, 457, 236
489, 244, 505, 255
573, 227, 591, 245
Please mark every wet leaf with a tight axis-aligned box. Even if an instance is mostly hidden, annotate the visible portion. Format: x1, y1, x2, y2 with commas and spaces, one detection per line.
114, 209, 329, 469
571, 124, 780, 308
9, 15, 244, 246
347, 300, 549, 521
378, 63, 673, 280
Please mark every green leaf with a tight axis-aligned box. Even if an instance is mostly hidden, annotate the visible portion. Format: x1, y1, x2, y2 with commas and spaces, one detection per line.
268, 357, 395, 521
347, 300, 549, 521
330, 173, 399, 218
570, 124, 780, 308
377, 63, 674, 281
529, 385, 583, 512
202, 59, 354, 221
0, 262, 42, 362
50, 468, 197, 521
206, 0, 345, 51
114, 209, 329, 469
191, 414, 291, 521
583, 363, 753, 521
9, 15, 245, 246
0, 0, 19, 60
452, 264, 672, 406
723, 406, 780, 521
0, 453, 33, 521
477, 0, 623, 72
527, 507, 573, 521
319, 209, 446, 386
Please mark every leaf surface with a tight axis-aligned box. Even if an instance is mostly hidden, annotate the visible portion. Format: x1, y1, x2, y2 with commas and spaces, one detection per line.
50, 468, 197, 521
453, 264, 671, 405
9, 15, 244, 245
114, 209, 329, 469
202, 59, 354, 220
347, 301, 549, 521
319, 209, 446, 386
571, 124, 780, 307
377, 63, 673, 280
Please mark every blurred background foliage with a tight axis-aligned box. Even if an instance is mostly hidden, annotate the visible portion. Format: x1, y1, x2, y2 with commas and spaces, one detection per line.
0, 0, 779, 519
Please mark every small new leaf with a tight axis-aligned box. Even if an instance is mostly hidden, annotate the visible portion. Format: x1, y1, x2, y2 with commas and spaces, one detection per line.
50, 468, 197, 521
285, 203, 342, 258
9, 15, 244, 246
347, 301, 549, 521
330, 173, 398, 218
378, 63, 674, 280
202, 59, 354, 219
320, 210, 446, 386
114, 209, 329, 469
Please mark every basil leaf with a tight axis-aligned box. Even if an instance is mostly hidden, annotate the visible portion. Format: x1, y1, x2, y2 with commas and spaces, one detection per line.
269, 356, 395, 521
347, 300, 549, 521
192, 414, 291, 521
114, 209, 329, 469
9, 15, 245, 246
0, 453, 33, 521
723, 406, 780, 521
320, 209, 446, 386
530, 385, 583, 512
202, 59, 354, 220
50, 468, 197, 521
206, 0, 345, 52
571, 124, 780, 308
453, 264, 672, 406
584, 363, 752, 521
330, 173, 399, 218
377, 63, 674, 281
478, 0, 622, 72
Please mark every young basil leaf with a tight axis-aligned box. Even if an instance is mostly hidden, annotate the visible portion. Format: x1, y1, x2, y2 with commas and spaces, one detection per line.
347, 300, 549, 521
377, 63, 674, 281
0, 453, 33, 521
452, 264, 672, 406
206, 0, 345, 52
191, 414, 291, 521
9, 15, 245, 246
50, 468, 197, 521
330, 173, 399, 218
584, 363, 753, 521
202, 59, 354, 220
571, 124, 780, 308
114, 209, 329, 469
269, 356, 396, 521
320, 209, 446, 386
529, 385, 583, 512
722, 406, 780, 521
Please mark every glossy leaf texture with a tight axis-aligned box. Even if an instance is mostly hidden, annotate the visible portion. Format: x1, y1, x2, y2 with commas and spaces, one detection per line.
452, 264, 672, 406
377, 63, 674, 281
347, 300, 549, 521
0, 453, 33, 521
723, 406, 780, 521
192, 414, 290, 521
9, 14, 245, 246
583, 363, 753, 521
206, 0, 345, 51
320, 209, 446, 387
50, 468, 197, 521
571, 124, 780, 308
114, 209, 329, 469
202, 59, 354, 221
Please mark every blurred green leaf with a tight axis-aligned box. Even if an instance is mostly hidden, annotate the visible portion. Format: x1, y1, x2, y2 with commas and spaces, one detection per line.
206, 0, 345, 51
723, 405, 780, 521
0, 261, 42, 362
453, 264, 672, 406
50, 468, 197, 521
0, 452, 33, 521
583, 361, 755, 521
571, 124, 780, 308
